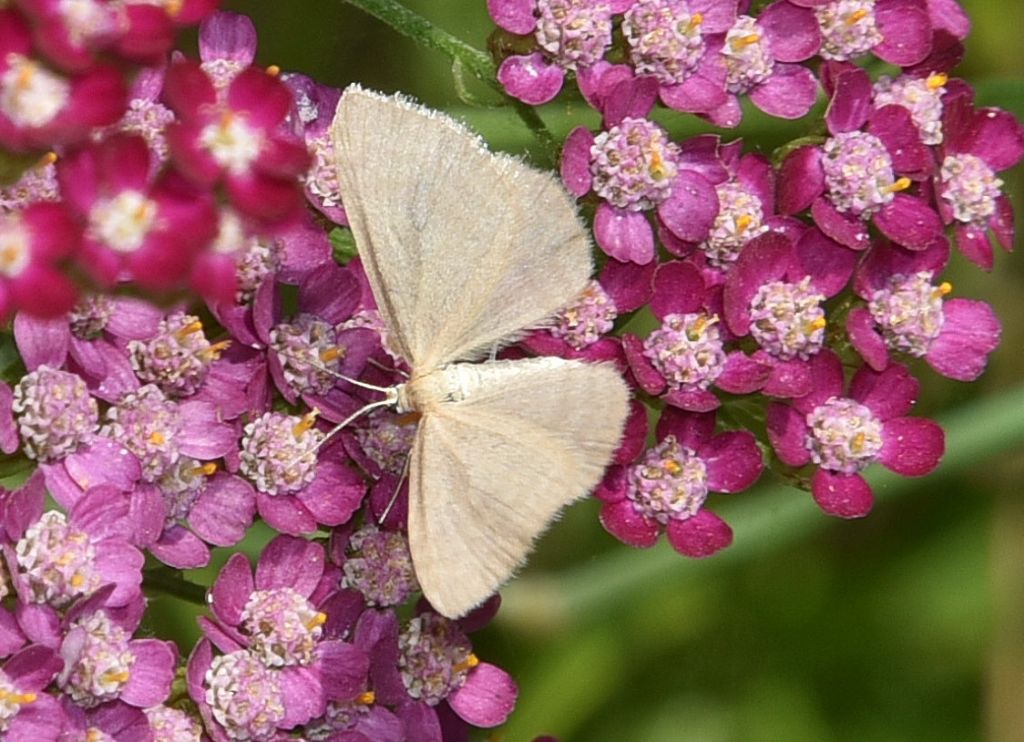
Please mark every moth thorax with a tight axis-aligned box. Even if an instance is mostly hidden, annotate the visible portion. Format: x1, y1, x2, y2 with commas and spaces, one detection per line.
399, 364, 480, 414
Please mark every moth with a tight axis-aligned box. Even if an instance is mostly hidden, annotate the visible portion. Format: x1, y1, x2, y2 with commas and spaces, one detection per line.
331, 86, 630, 619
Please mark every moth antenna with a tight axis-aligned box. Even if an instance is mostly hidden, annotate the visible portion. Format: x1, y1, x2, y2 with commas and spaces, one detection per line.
275, 348, 397, 394
378, 451, 411, 525
487, 342, 499, 362
368, 357, 409, 379
290, 391, 398, 467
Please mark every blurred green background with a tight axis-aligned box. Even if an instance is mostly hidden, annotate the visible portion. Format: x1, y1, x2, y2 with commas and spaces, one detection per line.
171, 2, 1024, 739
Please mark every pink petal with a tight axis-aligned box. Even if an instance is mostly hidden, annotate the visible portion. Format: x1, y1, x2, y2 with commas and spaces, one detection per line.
850, 361, 919, 420
766, 402, 812, 467
121, 639, 176, 707
812, 197, 871, 251
874, 0, 932, 67
658, 170, 719, 243
487, 0, 536, 34
811, 469, 874, 518
599, 257, 655, 313
496, 53, 564, 105
448, 662, 518, 727
666, 510, 733, 557
149, 526, 210, 569
651, 260, 706, 319
716, 351, 771, 394
794, 226, 858, 297
599, 500, 660, 548
12, 314, 69, 370
560, 126, 595, 197
702, 432, 763, 493
778, 145, 825, 215
622, 333, 666, 395
189, 473, 257, 547
256, 535, 325, 596
926, 299, 1000, 381
846, 306, 890, 372
880, 417, 945, 476
594, 203, 655, 264
953, 223, 994, 270
759, 1, 820, 61
750, 64, 818, 120
824, 65, 872, 135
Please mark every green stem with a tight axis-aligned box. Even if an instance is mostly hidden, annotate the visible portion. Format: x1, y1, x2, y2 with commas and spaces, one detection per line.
342, 0, 556, 155
144, 568, 208, 606
499, 383, 1024, 625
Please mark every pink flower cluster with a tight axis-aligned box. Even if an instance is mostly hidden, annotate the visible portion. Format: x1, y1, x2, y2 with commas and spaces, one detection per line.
486, 0, 1021, 552
0, 7, 313, 318
0, 1, 1017, 738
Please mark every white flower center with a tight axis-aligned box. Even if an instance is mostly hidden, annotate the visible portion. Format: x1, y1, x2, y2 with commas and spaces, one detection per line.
0, 55, 70, 128
89, 190, 159, 253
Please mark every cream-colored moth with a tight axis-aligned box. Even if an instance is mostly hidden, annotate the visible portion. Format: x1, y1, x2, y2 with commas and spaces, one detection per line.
331, 86, 630, 619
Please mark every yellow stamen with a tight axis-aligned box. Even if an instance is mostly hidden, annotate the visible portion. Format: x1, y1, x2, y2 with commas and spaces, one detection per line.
306, 611, 327, 630
688, 12, 703, 30
292, 410, 319, 439
192, 462, 218, 477
883, 176, 911, 194
102, 670, 130, 684
846, 8, 869, 24
649, 149, 668, 181
201, 339, 231, 361
175, 319, 204, 340
663, 459, 682, 476
320, 347, 345, 364
927, 72, 948, 90
0, 245, 21, 268
40, 151, 58, 167
357, 691, 376, 705
166, 0, 183, 17
15, 692, 36, 705
71, 573, 85, 588
16, 62, 35, 91
736, 214, 753, 233
87, 730, 104, 742
453, 653, 480, 674
807, 318, 827, 333
852, 432, 866, 452
730, 33, 761, 51
936, 281, 952, 296
266, 65, 281, 77
149, 430, 166, 446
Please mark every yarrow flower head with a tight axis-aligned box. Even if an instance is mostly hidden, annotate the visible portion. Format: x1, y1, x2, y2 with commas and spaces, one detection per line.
599, 407, 762, 556
490, 0, 616, 105
341, 525, 419, 608
561, 120, 722, 264
768, 351, 944, 518
847, 238, 1001, 381
12, 366, 98, 462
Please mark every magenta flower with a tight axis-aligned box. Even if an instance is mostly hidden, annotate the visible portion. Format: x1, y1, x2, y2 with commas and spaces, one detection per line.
197, 10, 260, 89
707, 3, 820, 126
810, 0, 933, 67
660, 144, 781, 280
561, 119, 722, 263
164, 59, 311, 225
617, 0, 738, 117
14, 0, 217, 71
598, 407, 763, 557
779, 64, 941, 252
624, 259, 770, 411
197, 537, 371, 731
935, 89, 1024, 269
0, 203, 80, 319
238, 410, 365, 535
489, 0, 626, 104
847, 237, 1001, 381
723, 233, 840, 397
0, 646, 65, 741
0, 9, 125, 151
57, 133, 219, 291
283, 73, 349, 225
56, 606, 177, 711
767, 350, 944, 518
4, 474, 144, 612
521, 257, 653, 362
